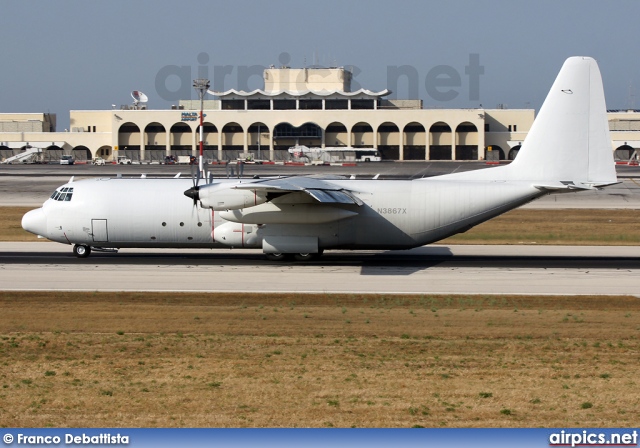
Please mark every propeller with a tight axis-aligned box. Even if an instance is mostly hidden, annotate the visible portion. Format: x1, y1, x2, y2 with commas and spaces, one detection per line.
184, 159, 214, 205
184, 162, 201, 205
184, 186, 200, 204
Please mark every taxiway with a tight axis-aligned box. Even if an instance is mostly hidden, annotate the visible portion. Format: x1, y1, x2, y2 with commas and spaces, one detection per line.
2, 162, 639, 208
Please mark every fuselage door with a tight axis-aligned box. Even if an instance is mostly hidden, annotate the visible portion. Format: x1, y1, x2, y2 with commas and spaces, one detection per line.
91, 219, 109, 242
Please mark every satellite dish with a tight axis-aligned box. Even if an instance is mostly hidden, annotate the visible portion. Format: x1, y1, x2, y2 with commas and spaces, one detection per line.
131, 90, 148, 105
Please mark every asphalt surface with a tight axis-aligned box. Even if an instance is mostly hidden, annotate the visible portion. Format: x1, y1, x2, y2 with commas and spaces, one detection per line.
1, 243, 638, 295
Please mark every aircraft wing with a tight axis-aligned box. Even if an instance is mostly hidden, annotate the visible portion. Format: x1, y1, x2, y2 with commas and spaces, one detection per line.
235, 176, 364, 206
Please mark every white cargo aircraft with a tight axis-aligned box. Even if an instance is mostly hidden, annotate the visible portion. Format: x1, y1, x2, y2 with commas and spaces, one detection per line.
22, 57, 617, 260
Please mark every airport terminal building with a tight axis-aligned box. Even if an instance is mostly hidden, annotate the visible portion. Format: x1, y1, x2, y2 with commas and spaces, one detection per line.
1, 66, 638, 164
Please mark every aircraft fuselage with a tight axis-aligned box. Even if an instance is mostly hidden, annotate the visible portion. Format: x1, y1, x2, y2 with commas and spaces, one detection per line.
23, 177, 543, 253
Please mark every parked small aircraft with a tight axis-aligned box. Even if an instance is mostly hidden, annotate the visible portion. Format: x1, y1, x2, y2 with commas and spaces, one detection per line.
22, 57, 617, 260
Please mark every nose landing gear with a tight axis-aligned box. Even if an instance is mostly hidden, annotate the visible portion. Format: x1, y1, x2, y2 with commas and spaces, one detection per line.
73, 244, 91, 258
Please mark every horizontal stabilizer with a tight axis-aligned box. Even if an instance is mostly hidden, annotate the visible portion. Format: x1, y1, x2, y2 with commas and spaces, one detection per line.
534, 180, 620, 191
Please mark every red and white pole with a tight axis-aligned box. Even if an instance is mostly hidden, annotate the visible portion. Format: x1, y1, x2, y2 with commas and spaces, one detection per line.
193, 78, 210, 180
199, 106, 204, 177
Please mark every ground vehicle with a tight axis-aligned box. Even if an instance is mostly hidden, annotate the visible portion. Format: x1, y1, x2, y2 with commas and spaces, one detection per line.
59, 155, 75, 165
92, 157, 106, 166
288, 145, 381, 163
355, 150, 382, 162
176, 155, 198, 164
117, 156, 132, 165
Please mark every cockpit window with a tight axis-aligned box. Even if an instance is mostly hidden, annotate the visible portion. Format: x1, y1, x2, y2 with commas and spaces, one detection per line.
50, 187, 74, 202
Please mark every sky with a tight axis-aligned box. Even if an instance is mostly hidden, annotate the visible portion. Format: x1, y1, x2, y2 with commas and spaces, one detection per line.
1, 0, 639, 130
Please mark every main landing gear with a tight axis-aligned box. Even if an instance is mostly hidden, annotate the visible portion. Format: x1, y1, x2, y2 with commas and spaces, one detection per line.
265, 251, 323, 262
73, 244, 91, 258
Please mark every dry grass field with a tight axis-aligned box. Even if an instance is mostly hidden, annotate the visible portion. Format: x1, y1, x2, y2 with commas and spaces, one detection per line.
1, 292, 639, 428
5, 206, 640, 245
2, 207, 639, 427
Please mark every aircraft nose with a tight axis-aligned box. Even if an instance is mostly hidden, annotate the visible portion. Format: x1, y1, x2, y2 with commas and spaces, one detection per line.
22, 208, 47, 237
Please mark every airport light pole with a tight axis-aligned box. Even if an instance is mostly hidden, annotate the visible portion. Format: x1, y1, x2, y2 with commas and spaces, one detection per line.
193, 78, 210, 178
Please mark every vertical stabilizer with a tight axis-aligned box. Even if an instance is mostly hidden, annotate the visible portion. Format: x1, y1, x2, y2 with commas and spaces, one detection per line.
509, 56, 616, 185
439, 57, 617, 186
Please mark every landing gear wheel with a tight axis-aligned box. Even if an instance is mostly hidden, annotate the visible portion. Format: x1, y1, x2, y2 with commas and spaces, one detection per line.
294, 251, 323, 262
73, 244, 91, 258
266, 253, 288, 261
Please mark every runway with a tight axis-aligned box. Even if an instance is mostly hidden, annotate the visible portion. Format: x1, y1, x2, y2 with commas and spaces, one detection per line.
1, 242, 638, 295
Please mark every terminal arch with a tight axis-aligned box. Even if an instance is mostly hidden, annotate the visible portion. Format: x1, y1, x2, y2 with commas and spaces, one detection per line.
273, 122, 322, 157
170, 122, 192, 146
377, 122, 400, 160
325, 122, 348, 147
43, 145, 63, 163
72, 146, 92, 162
144, 122, 167, 146
118, 122, 141, 161
455, 122, 478, 160
429, 122, 452, 160
403, 122, 426, 160
614, 144, 634, 161
0, 145, 12, 162
508, 144, 522, 160
248, 122, 269, 159
350, 122, 373, 148
118, 122, 141, 144
221, 122, 244, 160
144, 122, 167, 162
195, 122, 218, 144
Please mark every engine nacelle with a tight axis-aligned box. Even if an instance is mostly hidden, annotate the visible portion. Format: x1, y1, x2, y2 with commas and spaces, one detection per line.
213, 222, 261, 248
199, 186, 268, 211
